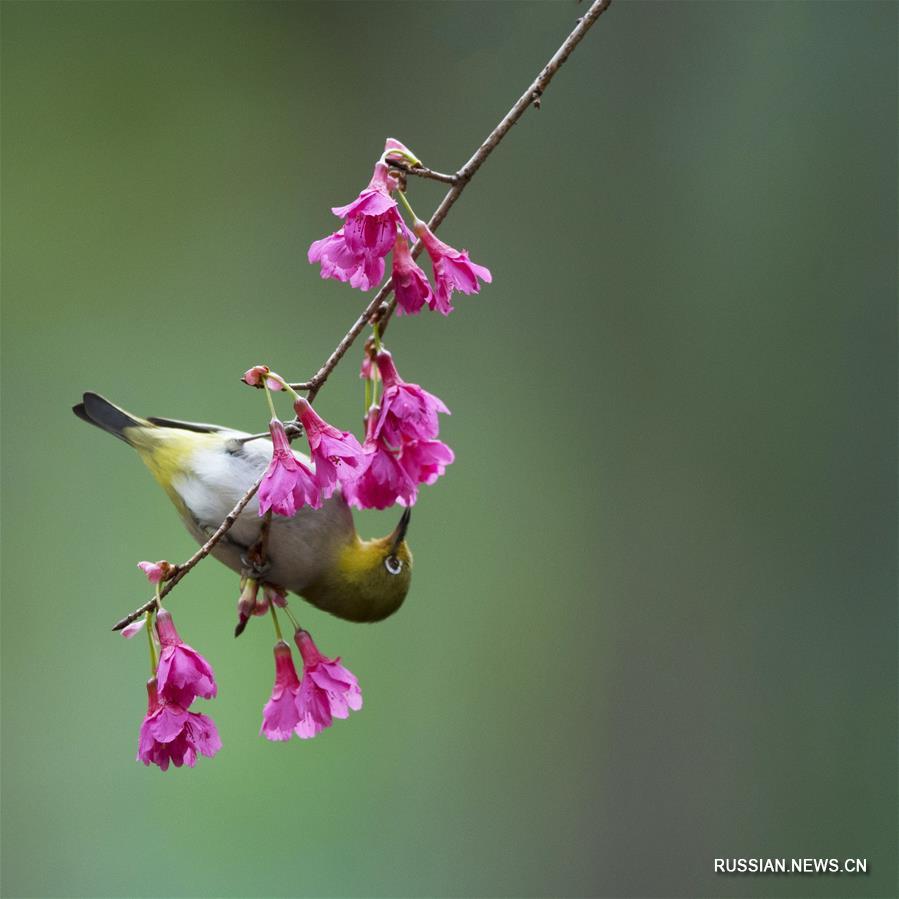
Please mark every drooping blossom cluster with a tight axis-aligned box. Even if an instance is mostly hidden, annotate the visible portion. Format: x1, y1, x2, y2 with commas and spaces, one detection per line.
260, 629, 362, 742
127, 564, 360, 767
129, 565, 222, 771
309, 138, 491, 316
245, 352, 451, 514
345, 350, 454, 509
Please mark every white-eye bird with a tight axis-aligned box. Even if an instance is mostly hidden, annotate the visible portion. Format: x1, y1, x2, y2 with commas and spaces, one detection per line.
73, 392, 412, 623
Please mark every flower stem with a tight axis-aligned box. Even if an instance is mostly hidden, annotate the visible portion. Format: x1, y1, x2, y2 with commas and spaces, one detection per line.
145, 610, 157, 675
395, 188, 418, 224
265, 372, 300, 402
269, 603, 283, 642
262, 381, 278, 420
282, 603, 301, 631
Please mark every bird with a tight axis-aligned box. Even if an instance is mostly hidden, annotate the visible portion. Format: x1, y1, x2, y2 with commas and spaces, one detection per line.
73, 392, 412, 624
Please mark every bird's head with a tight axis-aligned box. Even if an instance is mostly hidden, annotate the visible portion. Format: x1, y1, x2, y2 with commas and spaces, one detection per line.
302, 508, 413, 622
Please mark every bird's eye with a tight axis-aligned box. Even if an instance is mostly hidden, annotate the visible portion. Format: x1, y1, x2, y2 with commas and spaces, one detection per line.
384, 555, 403, 575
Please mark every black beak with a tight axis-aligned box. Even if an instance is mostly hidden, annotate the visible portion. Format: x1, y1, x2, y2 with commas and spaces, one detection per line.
390, 507, 411, 552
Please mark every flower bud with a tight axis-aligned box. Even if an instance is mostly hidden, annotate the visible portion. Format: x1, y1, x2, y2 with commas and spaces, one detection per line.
241, 365, 283, 391
138, 560, 173, 584
235, 578, 259, 637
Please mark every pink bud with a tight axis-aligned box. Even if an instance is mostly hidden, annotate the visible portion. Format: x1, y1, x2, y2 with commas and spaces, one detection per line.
241, 365, 283, 391
383, 137, 421, 166
137, 560, 172, 584
121, 618, 148, 639
263, 584, 288, 608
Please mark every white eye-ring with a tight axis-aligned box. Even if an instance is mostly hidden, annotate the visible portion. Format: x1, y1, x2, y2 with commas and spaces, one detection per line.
385, 555, 403, 575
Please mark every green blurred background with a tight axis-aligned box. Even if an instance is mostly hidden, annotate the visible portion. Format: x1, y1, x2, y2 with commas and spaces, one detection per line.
2, 2, 895, 897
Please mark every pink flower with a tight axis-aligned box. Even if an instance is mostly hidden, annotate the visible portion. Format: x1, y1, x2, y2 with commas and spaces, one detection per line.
347, 355, 454, 507
137, 679, 221, 771
345, 443, 418, 510
258, 418, 322, 517
154, 608, 217, 707
360, 351, 377, 382
294, 673, 333, 739
331, 160, 400, 222
414, 220, 492, 315
310, 161, 407, 292
138, 560, 172, 584
308, 228, 385, 291
400, 438, 455, 486
260, 641, 302, 741
391, 235, 433, 316
241, 365, 283, 391
373, 351, 450, 443
293, 397, 364, 498
294, 629, 362, 739
343, 408, 418, 510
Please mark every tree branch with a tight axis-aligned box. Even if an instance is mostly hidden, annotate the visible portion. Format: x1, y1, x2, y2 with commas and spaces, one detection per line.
111, 472, 265, 630
111, 0, 613, 630
386, 159, 458, 185
290, 0, 612, 382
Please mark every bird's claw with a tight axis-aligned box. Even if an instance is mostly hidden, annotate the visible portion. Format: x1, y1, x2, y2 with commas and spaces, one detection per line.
240, 555, 271, 581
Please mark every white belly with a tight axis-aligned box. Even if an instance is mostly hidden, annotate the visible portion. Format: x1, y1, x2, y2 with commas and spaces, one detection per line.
171, 436, 355, 593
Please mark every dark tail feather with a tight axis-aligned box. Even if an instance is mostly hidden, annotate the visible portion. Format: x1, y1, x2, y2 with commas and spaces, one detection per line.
73, 392, 145, 443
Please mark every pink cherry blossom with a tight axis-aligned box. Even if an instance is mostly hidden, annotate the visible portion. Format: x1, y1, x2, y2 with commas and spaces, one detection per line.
391, 235, 433, 316
154, 608, 217, 708
331, 160, 400, 221
373, 351, 450, 443
414, 220, 492, 315
310, 161, 407, 291
137, 679, 221, 771
137, 560, 172, 584
400, 438, 455, 486
308, 228, 385, 291
293, 397, 364, 498
241, 365, 283, 391
258, 418, 322, 518
342, 408, 418, 510
345, 442, 418, 509
294, 629, 362, 738
260, 641, 302, 741
294, 672, 333, 739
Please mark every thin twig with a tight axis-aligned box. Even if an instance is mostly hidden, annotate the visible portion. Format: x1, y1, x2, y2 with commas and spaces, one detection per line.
386, 159, 459, 185
290, 0, 612, 379
111, 473, 265, 630
378, 0, 612, 333
112, 0, 613, 627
